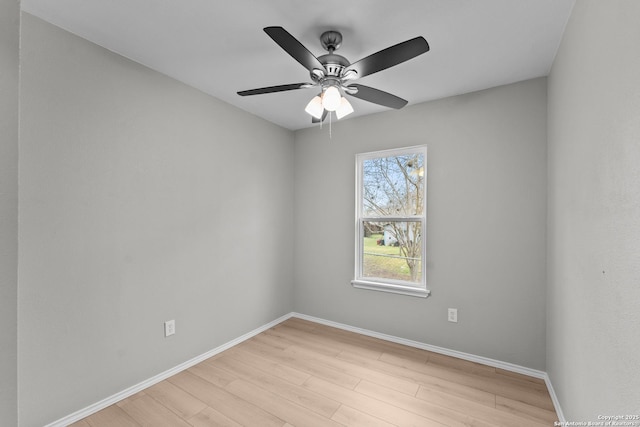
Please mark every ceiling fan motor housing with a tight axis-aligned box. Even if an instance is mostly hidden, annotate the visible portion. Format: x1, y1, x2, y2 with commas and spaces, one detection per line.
316, 53, 349, 78
315, 31, 351, 79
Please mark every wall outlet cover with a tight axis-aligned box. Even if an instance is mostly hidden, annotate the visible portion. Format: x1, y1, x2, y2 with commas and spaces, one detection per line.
164, 320, 175, 337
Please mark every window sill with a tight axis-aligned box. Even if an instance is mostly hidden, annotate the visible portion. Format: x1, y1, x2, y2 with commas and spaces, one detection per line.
351, 280, 431, 298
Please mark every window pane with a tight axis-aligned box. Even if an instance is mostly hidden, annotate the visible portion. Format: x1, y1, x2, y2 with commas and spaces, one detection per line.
362, 153, 424, 217
362, 221, 422, 284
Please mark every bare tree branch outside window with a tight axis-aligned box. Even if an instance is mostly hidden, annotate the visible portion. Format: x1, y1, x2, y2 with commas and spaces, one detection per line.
362, 153, 424, 282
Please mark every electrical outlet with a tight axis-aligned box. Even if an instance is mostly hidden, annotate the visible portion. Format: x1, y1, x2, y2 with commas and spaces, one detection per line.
448, 308, 458, 323
164, 320, 175, 337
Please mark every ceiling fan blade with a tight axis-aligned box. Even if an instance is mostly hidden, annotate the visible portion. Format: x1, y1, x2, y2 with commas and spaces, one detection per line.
348, 37, 429, 79
264, 26, 326, 73
347, 84, 408, 109
312, 109, 328, 124
237, 83, 309, 96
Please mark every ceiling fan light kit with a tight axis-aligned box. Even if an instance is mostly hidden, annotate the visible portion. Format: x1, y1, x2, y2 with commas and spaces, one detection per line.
335, 96, 354, 120
321, 85, 342, 111
305, 95, 323, 119
237, 26, 429, 129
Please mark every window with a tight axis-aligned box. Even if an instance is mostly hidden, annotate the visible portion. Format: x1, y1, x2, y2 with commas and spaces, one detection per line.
352, 145, 429, 297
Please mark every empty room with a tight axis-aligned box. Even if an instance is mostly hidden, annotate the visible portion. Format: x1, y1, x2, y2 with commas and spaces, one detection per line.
1, 0, 639, 426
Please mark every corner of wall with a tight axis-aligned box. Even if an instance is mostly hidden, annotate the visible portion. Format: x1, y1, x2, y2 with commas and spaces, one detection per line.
0, 0, 20, 425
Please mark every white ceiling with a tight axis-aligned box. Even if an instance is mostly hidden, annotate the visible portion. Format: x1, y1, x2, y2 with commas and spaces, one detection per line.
21, 0, 575, 131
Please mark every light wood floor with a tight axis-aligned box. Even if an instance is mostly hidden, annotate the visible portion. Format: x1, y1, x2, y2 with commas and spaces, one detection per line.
71, 317, 558, 426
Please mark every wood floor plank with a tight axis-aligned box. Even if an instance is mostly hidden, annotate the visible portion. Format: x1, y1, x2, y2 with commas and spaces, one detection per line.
76, 405, 140, 427
273, 322, 383, 360
115, 391, 146, 408
73, 318, 558, 426
378, 352, 496, 407
496, 395, 558, 424
282, 317, 320, 332
226, 378, 344, 427
331, 405, 397, 427
118, 394, 193, 427
143, 378, 207, 420
413, 366, 496, 407
214, 353, 341, 418
188, 360, 239, 389
367, 349, 555, 411
187, 406, 242, 427
304, 376, 446, 427
168, 370, 285, 427
253, 330, 296, 351
223, 346, 312, 386
342, 349, 499, 407
290, 319, 434, 363
428, 352, 497, 376
280, 320, 431, 364
496, 367, 546, 385
412, 383, 549, 427
266, 326, 343, 357
284, 343, 420, 397
356, 380, 496, 427
490, 369, 550, 393
380, 354, 553, 410
240, 337, 362, 389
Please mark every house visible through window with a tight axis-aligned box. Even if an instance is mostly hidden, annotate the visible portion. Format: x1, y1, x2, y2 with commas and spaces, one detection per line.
352, 145, 429, 297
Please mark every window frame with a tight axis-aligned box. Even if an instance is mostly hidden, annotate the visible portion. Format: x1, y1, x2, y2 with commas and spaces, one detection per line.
352, 145, 430, 298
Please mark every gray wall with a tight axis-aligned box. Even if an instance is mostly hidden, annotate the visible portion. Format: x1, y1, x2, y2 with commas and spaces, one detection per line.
293, 78, 548, 370
0, 0, 19, 425
18, 2, 640, 423
547, 0, 640, 420
18, 13, 294, 426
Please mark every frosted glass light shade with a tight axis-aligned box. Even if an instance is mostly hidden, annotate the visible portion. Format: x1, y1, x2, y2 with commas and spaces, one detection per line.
335, 97, 354, 119
322, 86, 342, 111
305, 96, 324, 119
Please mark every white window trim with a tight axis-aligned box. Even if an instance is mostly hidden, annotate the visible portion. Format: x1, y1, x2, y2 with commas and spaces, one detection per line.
351, 145, 430, 298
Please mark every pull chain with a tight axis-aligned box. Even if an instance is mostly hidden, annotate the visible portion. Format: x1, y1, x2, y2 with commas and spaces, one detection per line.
329, 111, 332, 139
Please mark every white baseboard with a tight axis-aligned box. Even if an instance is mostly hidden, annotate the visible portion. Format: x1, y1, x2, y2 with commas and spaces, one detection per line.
45, 312, 294, 427
48, 310, 565, 426
544, 374, 566, 423
291, 312, 565, 422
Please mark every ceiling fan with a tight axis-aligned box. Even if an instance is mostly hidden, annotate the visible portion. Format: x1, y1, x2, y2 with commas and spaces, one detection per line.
237, 27, 430, 123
